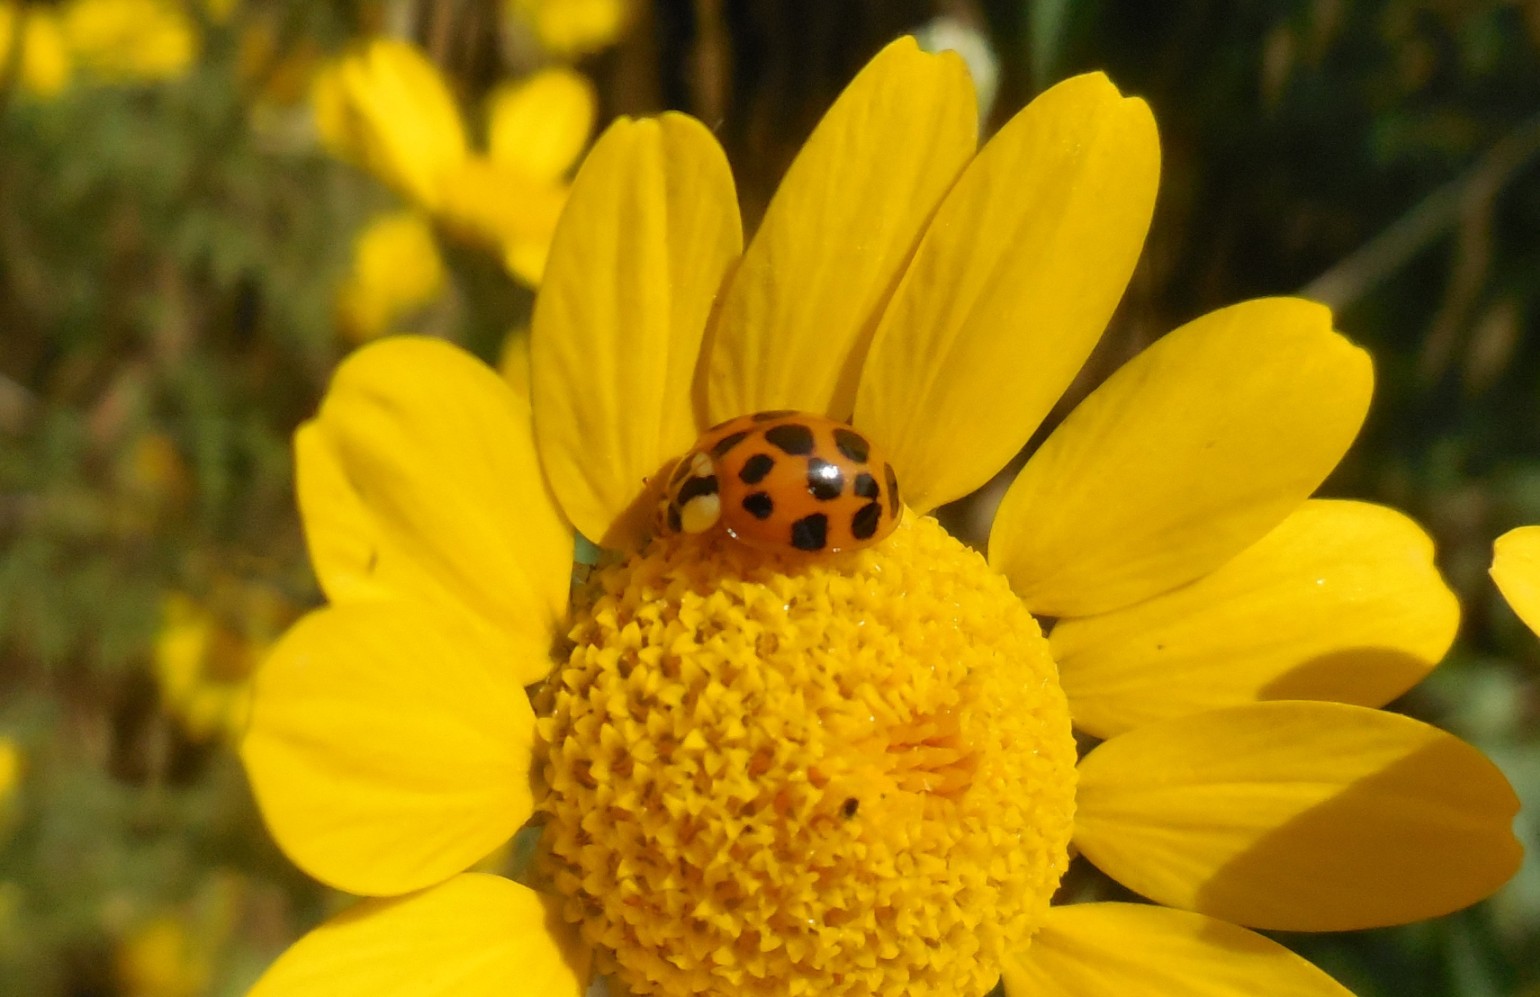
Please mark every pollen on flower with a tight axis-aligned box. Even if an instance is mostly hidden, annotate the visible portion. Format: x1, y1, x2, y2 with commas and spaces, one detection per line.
536, 515, 1077, 997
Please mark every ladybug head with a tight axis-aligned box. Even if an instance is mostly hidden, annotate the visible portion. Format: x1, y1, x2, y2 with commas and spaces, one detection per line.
657, 450, 722, 537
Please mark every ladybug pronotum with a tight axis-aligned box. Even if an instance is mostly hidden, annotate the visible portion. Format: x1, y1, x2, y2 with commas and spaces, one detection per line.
657, 410, 902, 553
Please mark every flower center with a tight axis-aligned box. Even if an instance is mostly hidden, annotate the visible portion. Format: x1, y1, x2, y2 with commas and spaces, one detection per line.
535, 515, 1077, 997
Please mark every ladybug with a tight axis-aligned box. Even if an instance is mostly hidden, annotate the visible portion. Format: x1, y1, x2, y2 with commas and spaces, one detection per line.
657, 410, 902, 553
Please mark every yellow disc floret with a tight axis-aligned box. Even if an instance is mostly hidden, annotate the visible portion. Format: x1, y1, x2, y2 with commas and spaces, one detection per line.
536, 515, 1076, 997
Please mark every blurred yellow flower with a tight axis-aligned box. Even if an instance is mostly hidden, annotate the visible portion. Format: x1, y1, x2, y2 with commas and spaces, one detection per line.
115, 870, 246, 997
0, 737, 20, 805
0, 738, 21, 843
0, 4, 71, 97
237, 21, 323, 107
60, 0, 198, 83
122, 431, 192, 506
334, 210, 447, 344
155, 585, 293, 743
312, 39, 594, 285
505, 0, 632, 58
116, 915, 212, 997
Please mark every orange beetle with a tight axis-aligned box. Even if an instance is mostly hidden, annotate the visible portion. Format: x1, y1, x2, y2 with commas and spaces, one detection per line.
657, 411, 901, 553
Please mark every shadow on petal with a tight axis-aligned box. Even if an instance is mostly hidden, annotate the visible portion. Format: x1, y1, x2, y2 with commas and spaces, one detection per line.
1194, 739, 1522, 932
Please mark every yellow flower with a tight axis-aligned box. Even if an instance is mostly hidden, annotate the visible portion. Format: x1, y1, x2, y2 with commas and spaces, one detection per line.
59, 0, 198, 83
121, 430, 191, 507
505, 0, 633, 58
0, 4, 71, 96
0, 737, 20, 806
0, 737, 22, 842
312, 39, 593, 286
1, 0, 211, 94
236, 20, 323, 108
243, 38, 1521, 997
116, 915, 212, 997
334, 210, 447, 344
115, 871, 246, 997
156, 584, 293, 743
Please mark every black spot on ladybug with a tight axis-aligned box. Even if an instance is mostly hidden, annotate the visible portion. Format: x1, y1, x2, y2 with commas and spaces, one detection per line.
852, 472, 879, 500
738, 453, 775, 485
841, 797, 859, 818
790, 513, 828, 551
833, 428, 870, 464
884, 463, 900, 517
764, 423, 815, 456
851, 502, 882, 540
676, 475, 719, 504
743, 492, 775, 520
752, 409, 798, 422
666, 505, 682, 533
711, 430, 750, 458
806, 458, 844, 500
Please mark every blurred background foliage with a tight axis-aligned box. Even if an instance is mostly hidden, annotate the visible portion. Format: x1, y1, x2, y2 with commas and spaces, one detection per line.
0, 0, 1537, 993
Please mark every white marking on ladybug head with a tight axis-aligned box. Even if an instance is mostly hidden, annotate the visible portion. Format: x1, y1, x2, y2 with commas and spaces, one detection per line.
680, 492, 721, 534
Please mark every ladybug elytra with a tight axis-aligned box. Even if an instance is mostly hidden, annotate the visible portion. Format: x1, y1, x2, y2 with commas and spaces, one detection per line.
656, 411, 902, 553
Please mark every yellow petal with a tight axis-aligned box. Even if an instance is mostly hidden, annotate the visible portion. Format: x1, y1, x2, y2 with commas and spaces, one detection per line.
242, 605, 538, 897
0, 6, 71, 96
705, 36, 977, 423
991, 298, 1373, 617
293, 420, 402, 606
60, 0, 196, 82
435, 157, 568, 286
311, 59, 350, 150
299, 416, 500, 632
1002, 902, 1352, 997
309, 336, 571, 674
316, 40, 468, 208
334, 211, 446, 344
531, 114, 741, 548
1492, 525, 1540, 636
498, 328, 532, 398
1074, 701, 1522, 931
487, 67, 596, 182
503, 236, 554, 287
508, 0, 632, 57
249, 874, 589, 997
855, 73, 1158, 513
1052, 500, 1458, 738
